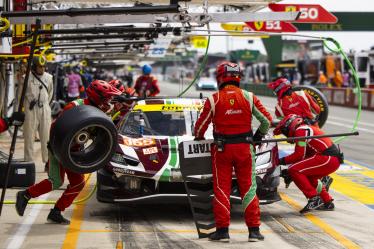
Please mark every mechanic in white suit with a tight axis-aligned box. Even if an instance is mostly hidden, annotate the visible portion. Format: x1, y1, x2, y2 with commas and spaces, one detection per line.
21, 56, 53, 164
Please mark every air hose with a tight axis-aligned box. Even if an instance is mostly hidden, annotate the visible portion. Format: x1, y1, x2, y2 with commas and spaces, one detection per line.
322, 37, 362, 144
177, 25, 211, 97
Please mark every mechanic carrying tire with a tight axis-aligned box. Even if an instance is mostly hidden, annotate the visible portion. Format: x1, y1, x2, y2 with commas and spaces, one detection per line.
194, 61, 273, 242
267, 77, 328, 127
15, 80, 121, 224
274, 114, 343, 213
134, 64, 160, 98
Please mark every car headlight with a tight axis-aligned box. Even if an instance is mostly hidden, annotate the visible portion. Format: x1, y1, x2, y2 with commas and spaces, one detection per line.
111, 153, 139, 166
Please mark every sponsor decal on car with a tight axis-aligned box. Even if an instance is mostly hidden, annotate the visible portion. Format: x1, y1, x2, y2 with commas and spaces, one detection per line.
143, 146, 158, 155
133, 104, 202, 112
113, 167, 135, 175
122, 137, 156, 147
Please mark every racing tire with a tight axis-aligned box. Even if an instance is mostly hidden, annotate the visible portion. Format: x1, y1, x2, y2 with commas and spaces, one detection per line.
49, 105, 118, 174
293, 85, 329, 127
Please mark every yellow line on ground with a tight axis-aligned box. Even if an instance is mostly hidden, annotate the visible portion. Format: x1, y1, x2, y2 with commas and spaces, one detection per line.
273, 216, 296, 233
116, 241, 123, 249
280, 192, 360, 249
61, 176, 93, 249
330, 172, 374, 204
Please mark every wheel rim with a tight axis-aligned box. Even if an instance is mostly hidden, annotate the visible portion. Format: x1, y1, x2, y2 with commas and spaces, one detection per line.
67, 124, 114, 170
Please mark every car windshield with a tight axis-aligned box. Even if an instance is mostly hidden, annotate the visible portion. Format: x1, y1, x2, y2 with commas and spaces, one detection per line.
119, 109, 201, 137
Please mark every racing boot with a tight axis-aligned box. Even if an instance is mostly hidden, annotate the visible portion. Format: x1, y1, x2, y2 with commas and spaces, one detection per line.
300, 196, 324, 214
208, 227, 230, 242
248, 227, 265, 242
321, 176, 333, 192
317, 200, 335, 211
47, 207, 70, 225
15, 190, 31, 216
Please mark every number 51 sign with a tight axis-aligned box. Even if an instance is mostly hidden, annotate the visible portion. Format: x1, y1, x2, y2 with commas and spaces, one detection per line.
269, 3, 338, 23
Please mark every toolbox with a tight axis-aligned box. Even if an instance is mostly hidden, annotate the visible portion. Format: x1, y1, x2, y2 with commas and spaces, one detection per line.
0, 151, 36, 188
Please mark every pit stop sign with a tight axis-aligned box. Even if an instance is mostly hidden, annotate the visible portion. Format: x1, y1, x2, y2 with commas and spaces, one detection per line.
245, 21, 297, 33
269, 3, 338, 23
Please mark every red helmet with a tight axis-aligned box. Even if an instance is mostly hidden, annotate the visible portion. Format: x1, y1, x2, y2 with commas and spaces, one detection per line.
216, 61, 242, 88
273, 114, 304, 137
86, 80, 122, 112
267, 77, 292, 98
108, 79, 125, 93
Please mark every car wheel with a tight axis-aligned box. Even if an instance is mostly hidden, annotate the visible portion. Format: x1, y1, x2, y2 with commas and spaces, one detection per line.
293, 85, 329, 127
49, 105, 118, 174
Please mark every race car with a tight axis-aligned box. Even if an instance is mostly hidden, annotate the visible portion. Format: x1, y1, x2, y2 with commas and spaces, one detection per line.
97, 98, 281, 204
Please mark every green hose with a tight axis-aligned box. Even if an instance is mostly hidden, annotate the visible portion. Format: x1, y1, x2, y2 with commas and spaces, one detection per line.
178, 29, 211, 97
322, 37, 362, 143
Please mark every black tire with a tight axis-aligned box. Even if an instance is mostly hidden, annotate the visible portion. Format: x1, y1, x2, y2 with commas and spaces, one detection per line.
293, 85, 329, 127
49, 105, 118, 174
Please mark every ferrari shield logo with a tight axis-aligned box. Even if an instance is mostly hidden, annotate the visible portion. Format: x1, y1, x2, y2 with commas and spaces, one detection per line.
230, 99, 235, 105
285, 6, 297, 12
254, 21, 264, 30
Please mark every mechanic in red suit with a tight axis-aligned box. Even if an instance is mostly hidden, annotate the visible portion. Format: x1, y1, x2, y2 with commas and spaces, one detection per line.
134, 64, 160, 97
16, 80, 122, 224
267, 77, 320, 125
108, 79, 137, 118
194, 62, 272, 242
274, 114, 343, 213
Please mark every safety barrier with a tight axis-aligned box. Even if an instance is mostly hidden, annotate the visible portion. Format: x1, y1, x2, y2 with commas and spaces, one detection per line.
241, 83, 374, 111
318, 87, 374, 111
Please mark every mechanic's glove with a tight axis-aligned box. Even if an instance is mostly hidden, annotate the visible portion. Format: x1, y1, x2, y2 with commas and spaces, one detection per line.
253, 129, 266, 144
194, 137, 205, 141
9, 112, 25, 126
281, 169, 293, 188
112, 95, 130, 103
278, 157, 286, 165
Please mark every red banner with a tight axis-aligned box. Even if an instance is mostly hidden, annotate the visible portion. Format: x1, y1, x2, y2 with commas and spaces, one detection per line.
269, 3, 338, 23
245, 21, 297, 33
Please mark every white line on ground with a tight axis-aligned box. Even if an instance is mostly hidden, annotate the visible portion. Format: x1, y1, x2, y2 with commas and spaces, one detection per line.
5, 193, 50, 249
326, 120, 374, 134
329, 115, 374, 128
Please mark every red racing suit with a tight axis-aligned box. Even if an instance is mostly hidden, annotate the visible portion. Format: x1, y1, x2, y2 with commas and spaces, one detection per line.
283, 125, 340, 203
134, 75, 160, 97
0, 118, 8, 133
275, 90, 320, 121
194, 85, 272, 228
27, 99, 90, 211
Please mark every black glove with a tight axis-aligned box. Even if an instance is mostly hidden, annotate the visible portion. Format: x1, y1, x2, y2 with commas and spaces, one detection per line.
112, 94, 136, 102
278, 157, 286, 165
253, 129, 265, 143
281, 169, 293, 188
9, 112, 25, 126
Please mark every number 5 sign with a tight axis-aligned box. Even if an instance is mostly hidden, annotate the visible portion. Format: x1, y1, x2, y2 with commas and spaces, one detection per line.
269, 3, 338, 23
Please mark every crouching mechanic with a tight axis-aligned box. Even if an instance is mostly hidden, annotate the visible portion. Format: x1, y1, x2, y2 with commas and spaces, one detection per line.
15, 80, 122, 224
267, 77, 333, 187
274, 114, 343, 213
194, 62, 272, 242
